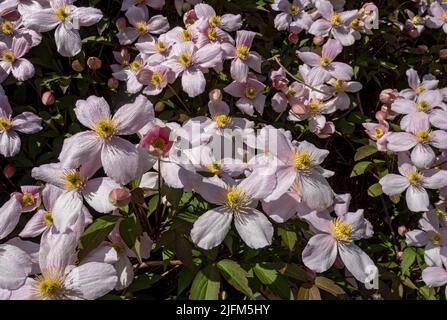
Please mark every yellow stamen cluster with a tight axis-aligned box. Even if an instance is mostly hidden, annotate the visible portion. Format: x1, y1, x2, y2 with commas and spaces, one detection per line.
293, 150, 312, 170
412, 15, 422, 25
213, 114, 231, 128
431, 233, 443, 245
207, 28, 218, 41
308, 99, 321, 112
236, 45, 250, 60
350, 18, 360, 28
225, 186, 246, 210
1, 21, 14, 36
21, 193, 35, 207
208, 161, 222, 174
64, 170, 83, 190
333, 80, 347, 91
151, 71, 163, 86
288, 4, 299, 15
417, 100, 430, 112
151, 137, 167, 150
332, 218, 352, 241
374, 127, 384, 138
209, 15, 222, 28
179, 52, 193, 67
287, 87, 297, 97
415, 85, 425, 94
407, 171, 422, 185
320, 56, 330, 67
130, 60, 141, 71
436, 208, 446, 218
34, 272, 64, 300
181, 29, 192, 41
54, 6, 70, 21
0, 116, 12, 131
2, 50, 14, 63
95, 119, 115, 138
245, 87, 257, 100
415, 130, 430, 143
155, 41, 167, 52
43, 210, 53, 226
135, 22, 148, 35
331, 14, 342, 26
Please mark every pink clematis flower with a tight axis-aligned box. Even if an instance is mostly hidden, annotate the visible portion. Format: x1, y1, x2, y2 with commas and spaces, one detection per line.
23, 0, 103, 57
135, 34, 173, 64
163, 41, 222, 97
406, 210, 447, 267
112, 54, 147, 94
271, 0, 313, 33
0, 95, 42, 157
302, 209, 375, 283
272, 81, 306, 113
223, 74, 266, 116
327, 78, 362, 110
362, 121, 391, 151
9, 230, 117, 300
228, 30, 262, 82
0, 36, 34, 82
380, 154, 447, 212
427, 2, 447, 33
194, 3, 242, 32
139, 124, 174, 157
309, 0, 358, 46
117, 6, 169, 45
58, 95, 154, 185
0, 17, 42, 47
297, 39, 353, 86
190, 173, 276, 250
13, 185, 41, 212
386, 114, 447, 168
136, 64, 174, 95
400, 68, 439, 100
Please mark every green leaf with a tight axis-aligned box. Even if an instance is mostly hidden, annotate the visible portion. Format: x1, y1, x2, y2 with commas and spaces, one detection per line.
253, 263, 292, 300
278, 227, 297, 251
119, 213, 143, 249
314, 277, 345, 296
189, 265, 220, 300
217, 259, 254, 298
297, 284, 321, 300
351, 161, 373, 177
401, 247, 417, 274
127, 273, 162, 292
368, 183, 383, 197
354, 145, 378, 161
78, 215, 120, 260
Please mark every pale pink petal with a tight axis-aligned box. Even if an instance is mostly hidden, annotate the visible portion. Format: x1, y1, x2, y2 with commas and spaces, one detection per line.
302, 234, 337, 272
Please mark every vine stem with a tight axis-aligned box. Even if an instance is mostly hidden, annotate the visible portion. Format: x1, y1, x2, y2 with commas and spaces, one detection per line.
269, 55, 329, 95
133, 260, 183, 270
168, 84, 191, 114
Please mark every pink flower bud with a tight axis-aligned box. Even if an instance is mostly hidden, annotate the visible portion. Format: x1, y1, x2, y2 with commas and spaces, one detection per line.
398, 225, 407, 236
109, 188, 132, 207
313, 35, 325, 46
396, 251, 403, 259
209, 89, 222, 102
116, 17, 126, 30
178, 113, 190, 122
3, 164, 16, 178
375, 110, 386, 122
154, 101, 165, 112
71, 60, 84, 72
379, 88, 398, 105
288, 32, 299, 44
107, 77, 119, 89
440, 49, 447, 60
415, 45, 428, 54
140, 125, 174, 157
41, 91, 55, 106
316, 121, 335, 139
87, 57, 102, 70
183, 9, 197, 25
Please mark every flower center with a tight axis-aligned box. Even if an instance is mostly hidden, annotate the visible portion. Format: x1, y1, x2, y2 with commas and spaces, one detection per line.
308, 99, 321, 112
54, 6, 70, 21
130, 60, 141, 71
155, 41, 167, 52
151, 137, 167, 150
407, 171, 422, 185
333, 80, 347, 91
43, 210, 53, 226
287, 87, 297, 97
135, 22, 148, 35
444, 12, 447, 22
331, 14, 342, 26
21, 193, 35, 207
431, 233, 443, 245
415, 129, 430, 143
225, 186, 246, 210
2, 50, 14, 62
412, 15, 421, 25
207, 28, 218, 41
209, 15, 222, 27
112, 242, 123, 256
436, 208, 446, 218
236, 45, 250, 60
416, 85, 425, 94
151, 71, 163, 86
208, 161, 222, 174
293, 150, 312, 170
35, 274, 64, 300
332, 217, 352, 241
245, 87, 257, 99
374, 127, 384, 138
64, 170, 83, 190
417, 100, 430, 112
213, 114, 231, 128
350, 18, 360, 28
1, 21, 14, 35
288, 4, 299, 15
0, 116, 12, 131
181, 29, 191, 41
95, 119, 115, 138
320, 56, 330, 67
179, 52, 193, 67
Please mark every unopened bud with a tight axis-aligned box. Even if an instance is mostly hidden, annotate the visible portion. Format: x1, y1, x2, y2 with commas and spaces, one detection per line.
107, 77, 119, 89
313, 35, 325, 46
375, 110, 387, 122
439, 49, 447, 60
87, 57, 102, 70
379, 88, 397, 105
109, 188, 131, 207
3, 164, 16, 178
178, 113, 190, 122
288, 32, 299, 44
398, 225, 407, 236
396, 251, 403, 259
41, 91, 55, 106
71, 60, 84, 72
209, 89, 222, 102
415, 45, 428, 54
154, 101, 165, 112
116, 17, 126, 30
